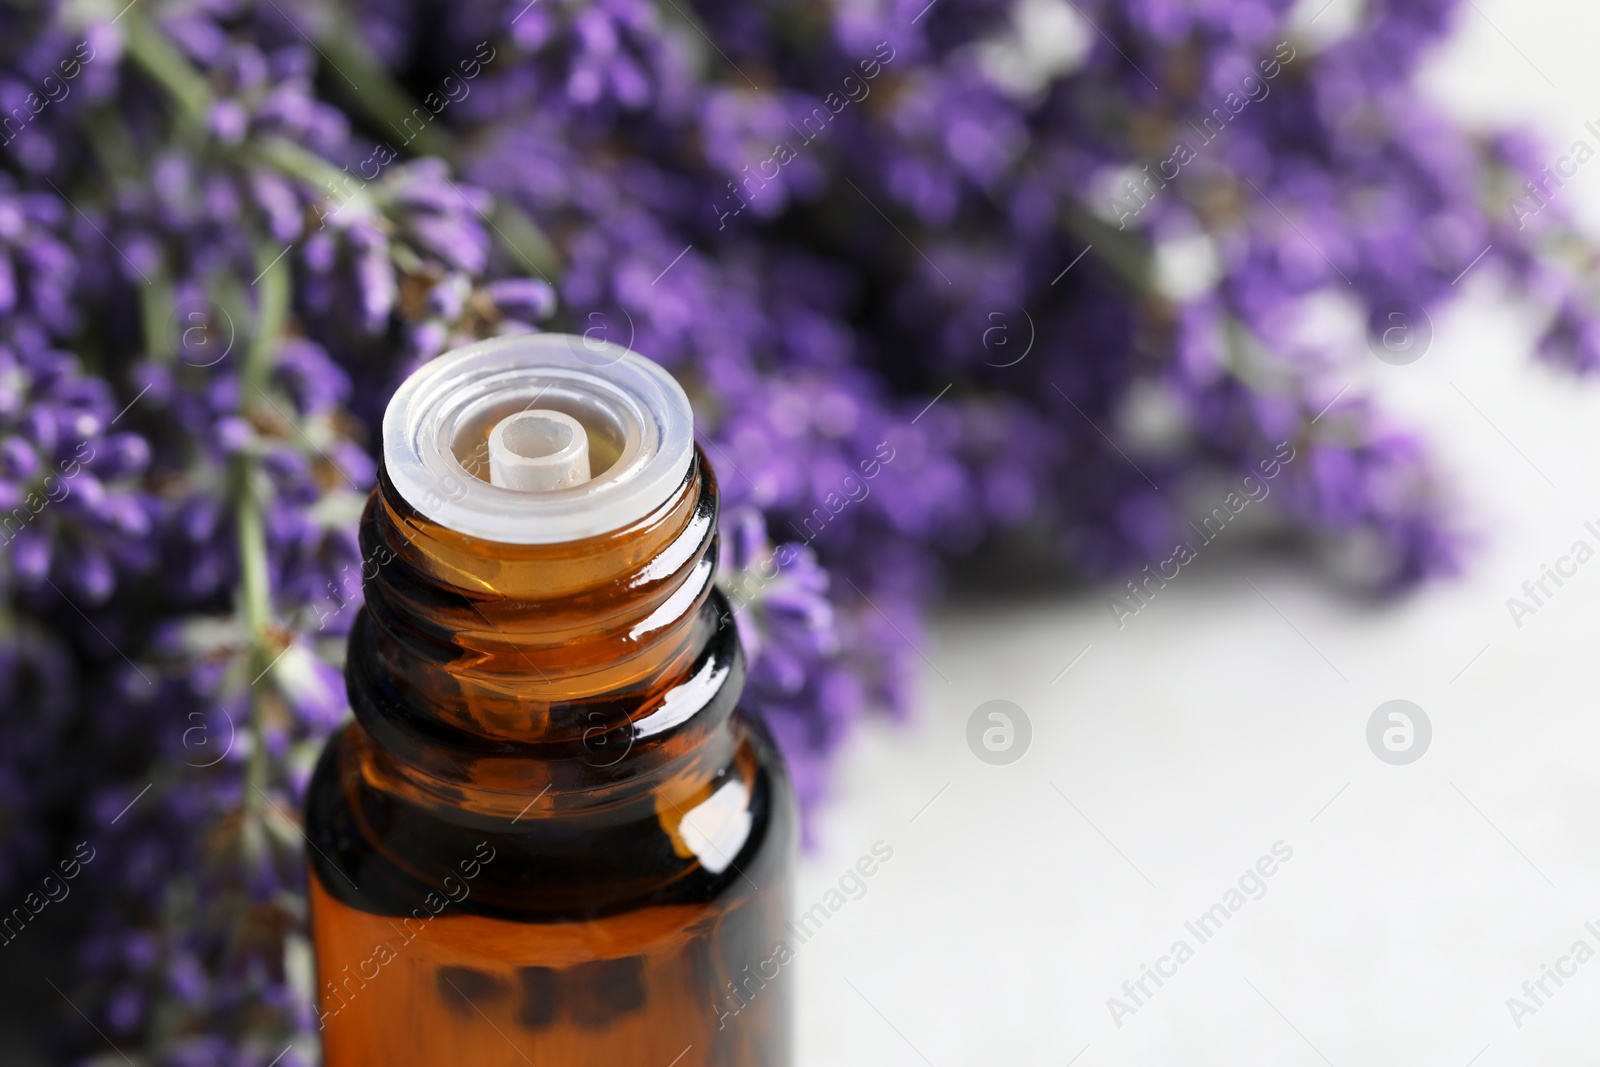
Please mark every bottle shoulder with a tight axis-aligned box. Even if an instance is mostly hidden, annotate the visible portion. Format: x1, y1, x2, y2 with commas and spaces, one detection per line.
304, 708, 795, 924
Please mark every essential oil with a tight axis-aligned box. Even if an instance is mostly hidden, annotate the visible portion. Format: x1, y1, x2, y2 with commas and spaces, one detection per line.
305, 335, 796, 1066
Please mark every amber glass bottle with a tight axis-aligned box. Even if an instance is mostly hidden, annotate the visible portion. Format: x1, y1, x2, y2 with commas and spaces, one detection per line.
304, 335, 795, 1066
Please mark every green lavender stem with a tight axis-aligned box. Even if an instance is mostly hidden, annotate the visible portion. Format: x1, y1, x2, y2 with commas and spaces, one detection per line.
239, 237, 290, 806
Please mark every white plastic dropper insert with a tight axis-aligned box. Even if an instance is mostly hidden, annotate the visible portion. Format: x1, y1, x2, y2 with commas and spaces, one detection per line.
383, 333, 694, 543
487, 409, 592, 491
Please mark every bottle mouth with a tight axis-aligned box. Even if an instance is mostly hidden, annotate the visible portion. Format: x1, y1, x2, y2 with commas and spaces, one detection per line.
382, 334, 695, 544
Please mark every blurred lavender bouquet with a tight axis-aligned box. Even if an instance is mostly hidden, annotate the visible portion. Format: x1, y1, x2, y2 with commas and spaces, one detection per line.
1, 0, 1594, 1058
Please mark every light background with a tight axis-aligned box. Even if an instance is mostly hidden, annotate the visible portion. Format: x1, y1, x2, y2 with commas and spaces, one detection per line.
793, 1, 1600, 1064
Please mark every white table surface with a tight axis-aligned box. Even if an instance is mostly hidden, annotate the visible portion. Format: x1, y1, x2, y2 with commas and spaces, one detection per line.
795, 2, 1600, 1063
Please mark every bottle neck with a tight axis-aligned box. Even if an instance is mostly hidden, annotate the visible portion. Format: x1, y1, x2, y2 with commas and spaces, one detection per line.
347, 449, 742, 820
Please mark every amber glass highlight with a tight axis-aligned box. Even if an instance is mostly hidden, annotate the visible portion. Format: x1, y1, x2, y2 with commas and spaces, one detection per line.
305, 451, 795, 1066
